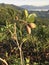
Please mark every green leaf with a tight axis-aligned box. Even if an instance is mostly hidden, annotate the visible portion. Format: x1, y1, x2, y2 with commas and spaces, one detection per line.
22, 38, 28, 43
1, 28, 4, 31
27, 13, 37, 23
24, 9, 28, 18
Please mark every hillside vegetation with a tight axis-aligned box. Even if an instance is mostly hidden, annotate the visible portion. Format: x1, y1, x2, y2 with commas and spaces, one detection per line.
0, 4, 49, 65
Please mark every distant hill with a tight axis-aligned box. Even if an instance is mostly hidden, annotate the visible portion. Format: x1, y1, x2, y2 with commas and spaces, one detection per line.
21, 5, 49, 11
0, 3, 24, 25
0, 3, 23, 10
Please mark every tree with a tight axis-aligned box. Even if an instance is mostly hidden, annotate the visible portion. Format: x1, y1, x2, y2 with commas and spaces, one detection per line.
0, 9, 36, 65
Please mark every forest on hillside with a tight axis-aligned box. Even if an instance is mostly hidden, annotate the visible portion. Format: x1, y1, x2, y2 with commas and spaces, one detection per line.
0, 4, 49, 65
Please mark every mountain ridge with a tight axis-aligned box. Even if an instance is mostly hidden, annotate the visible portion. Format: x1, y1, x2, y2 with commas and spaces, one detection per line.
21, 5, 49, 11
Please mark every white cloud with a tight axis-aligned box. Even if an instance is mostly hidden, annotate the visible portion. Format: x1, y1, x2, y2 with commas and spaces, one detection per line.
0, 0, 49, 6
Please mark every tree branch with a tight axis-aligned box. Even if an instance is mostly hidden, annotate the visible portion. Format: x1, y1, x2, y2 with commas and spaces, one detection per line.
0, 58, 8, 65
18, 19, 27, 24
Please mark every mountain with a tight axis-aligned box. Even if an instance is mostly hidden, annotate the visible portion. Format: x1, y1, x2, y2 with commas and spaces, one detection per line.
0, 3, 24, 10
21, 5, 49, 11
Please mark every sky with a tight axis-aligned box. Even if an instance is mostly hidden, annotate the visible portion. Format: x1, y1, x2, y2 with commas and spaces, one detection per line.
0, 0, 49, 6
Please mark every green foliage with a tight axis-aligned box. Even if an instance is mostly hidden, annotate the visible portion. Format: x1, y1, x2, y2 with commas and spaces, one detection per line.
7, 55, 21, 65
21, 9, 28, 20
33, 62, 39, 65
27, 14, 35, 23
0, 4, 49, 65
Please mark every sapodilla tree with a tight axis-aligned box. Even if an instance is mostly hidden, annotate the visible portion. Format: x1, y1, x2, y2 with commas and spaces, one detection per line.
9, 12, 36, 65
14, 10, 37, 65
0, 9, 37, 65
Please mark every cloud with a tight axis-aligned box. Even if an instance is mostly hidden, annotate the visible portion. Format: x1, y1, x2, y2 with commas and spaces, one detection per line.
0, 0, 49, 6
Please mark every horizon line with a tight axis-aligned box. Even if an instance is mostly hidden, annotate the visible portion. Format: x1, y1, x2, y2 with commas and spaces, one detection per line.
0, 3, 49, 7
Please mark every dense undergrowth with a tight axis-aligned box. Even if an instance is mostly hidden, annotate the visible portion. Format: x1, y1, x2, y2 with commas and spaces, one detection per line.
0, 4, 49, 65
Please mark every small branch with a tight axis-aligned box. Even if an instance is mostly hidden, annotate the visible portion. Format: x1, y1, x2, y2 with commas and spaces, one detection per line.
0, 58, 8, 65
15, 38, 20, 50
12, 39, 19, 48
18, 19, 27, 24
13, 23, 17, 35
13, 22, 21, 50
20, 38, 28, 47
8, 29, 13, 36
20, 42, 23, 48
12, 38, 20, 50
20, 41, 26, 48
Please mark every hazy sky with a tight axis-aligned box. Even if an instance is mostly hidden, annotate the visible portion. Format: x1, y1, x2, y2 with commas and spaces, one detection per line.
0, 0, 49, 6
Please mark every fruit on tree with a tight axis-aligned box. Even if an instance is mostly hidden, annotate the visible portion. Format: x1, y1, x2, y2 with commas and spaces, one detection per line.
29, 23, 36, 29
26, 25, 31, 34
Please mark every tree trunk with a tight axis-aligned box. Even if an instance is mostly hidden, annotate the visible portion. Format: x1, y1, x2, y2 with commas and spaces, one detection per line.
19, 47, 24, 65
